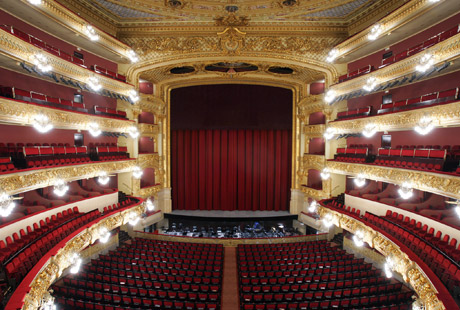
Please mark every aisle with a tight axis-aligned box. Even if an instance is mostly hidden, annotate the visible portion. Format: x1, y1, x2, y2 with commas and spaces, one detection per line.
222, 247, 239, 310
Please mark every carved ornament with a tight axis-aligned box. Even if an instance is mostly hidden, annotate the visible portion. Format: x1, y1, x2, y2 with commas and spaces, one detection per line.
302, 154, 326, 170
303, 124, 325, 137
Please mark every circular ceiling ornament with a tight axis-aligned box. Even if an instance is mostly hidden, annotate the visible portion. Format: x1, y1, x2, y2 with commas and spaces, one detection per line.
268, 66, 294, 74
170, 66, 196, 74
204, 62, 258, 73
167, 0, 183, 9
282, 0, 298, 6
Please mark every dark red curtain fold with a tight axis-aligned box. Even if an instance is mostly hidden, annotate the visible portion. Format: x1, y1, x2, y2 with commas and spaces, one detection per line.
172, 129, 291, 211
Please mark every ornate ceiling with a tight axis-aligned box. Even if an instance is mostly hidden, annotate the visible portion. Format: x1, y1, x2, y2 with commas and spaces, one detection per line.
55, 0, 405, 90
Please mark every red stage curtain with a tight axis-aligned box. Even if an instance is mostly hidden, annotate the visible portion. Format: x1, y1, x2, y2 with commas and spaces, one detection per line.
171, 129, 291, 211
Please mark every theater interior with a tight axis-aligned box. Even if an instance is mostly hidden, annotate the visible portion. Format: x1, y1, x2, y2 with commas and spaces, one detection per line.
1, 0, 460, 309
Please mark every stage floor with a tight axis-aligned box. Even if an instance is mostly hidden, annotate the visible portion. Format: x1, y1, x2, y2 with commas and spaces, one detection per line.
169, 210, 292, 218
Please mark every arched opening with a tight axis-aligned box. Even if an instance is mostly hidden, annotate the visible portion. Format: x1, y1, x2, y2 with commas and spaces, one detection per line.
307, 169, 322, 190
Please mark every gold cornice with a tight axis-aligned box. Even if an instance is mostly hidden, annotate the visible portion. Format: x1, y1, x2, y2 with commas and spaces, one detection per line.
19, 0, 131, 59
302, 154, 326, 171
328, 100, 460, 134
326, 161, 460, 200
330, 31, 460, 94
334, 0, 441, 60
304, 124, 325, 137
0, 97, 135, 133
139, 123, 160, 136
19, 202, 146, 310
139, 95, 166, 117
318, 205, 446, 310
300, 186, 331, 201
0, 160, 137, 195
0, 29, 136, 96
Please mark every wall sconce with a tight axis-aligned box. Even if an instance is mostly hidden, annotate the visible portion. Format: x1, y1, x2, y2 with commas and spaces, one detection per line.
324, 90, 336, 104
384, 257, 395, 278
352, 230, 365, 247
53, 179, 69, 197
127, 50, 139, 63
33, 114, 53, 133
99, 227, 111, 243
84, 24, 99, 41
326, 49, 339, 63
88, 122, 101, 137
362, 123, 377, 138
40, 293, 56, 310
127, 126, 139, 138
320, 168, 331, 180
146, 198, 155, 211
0, 192, 16, 217
98, 172, 110, 185
368, 24, 383, 41
128, 89, 140, 103
87, 76, 102, 92
28, 0, 42, 5
69, 253, 82, 274
415, 53, 435, 73
308, 200, 317, 213
32, 53, 52, 73
414, 116, 434, 135
132, 166, 143, 179
354, 174, 366, 187
412, 298, 425, 310
322, 213, 334, 228
128, 212, 140, 226
363, 76, 378, 92
323, 128, 335, 140
398, 182, 413, 199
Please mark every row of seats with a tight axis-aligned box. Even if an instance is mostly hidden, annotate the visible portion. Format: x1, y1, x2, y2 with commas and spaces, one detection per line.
0, 157, 16, 173
23, 145, 91, 168
96, 146, 130, 161
336, 24, 460, 85
5, 209, 100, 284
0, 86, 128, 119
238, 241, 413, 310
241, 299, 411, 310
0, 25, 127, 83
336, 106, 371, 120
53, 239, 223, 309
363, 212, 460, 295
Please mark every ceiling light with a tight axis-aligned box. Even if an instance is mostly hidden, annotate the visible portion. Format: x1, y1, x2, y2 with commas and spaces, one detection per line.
322, 213, 334, 228
308, 200, 317, 213
70, 253, 82, 274
127, 50, 139, 63
320, 168, 331, 180
54, 179, 69, 197
363, 76, 378, 92
326, 49, 339, 63
128, 89, 140, 103
352, 230, 365, 247
32, 53, 52, 73
88, 122, 101, 137
368, 24, 383, 41
362, 123, 377, 138
0, 193, 16, 217
33, 114, 53, 133
87, 76, 102, 92
98, 172, 110, 185
414, 116, 434, 135
455, 203, 460, 218
323, 128, 335, 140
428, 0, 440, 2
132, 166, 143, 179
127, 126, 139, 139
415, 53, 435, 73
324, 90, 336, 104
398, 182, 413, 200
84, 25, 99, 41
146, 199, 155, 211
354, 174, 366, 187
28, 0, 42, 5
99, 227, 111, 243
128, 213, 140, 226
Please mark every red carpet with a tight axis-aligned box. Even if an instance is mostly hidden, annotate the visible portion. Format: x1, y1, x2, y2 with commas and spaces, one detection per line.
222, 247, 239, 310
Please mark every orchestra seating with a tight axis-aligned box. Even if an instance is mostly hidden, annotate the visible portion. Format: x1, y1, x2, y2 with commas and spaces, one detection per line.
364, 211, 460, 294
336, 106, 371, 121
336, 24, 460, 85
237, 241, 413, 310
52, 238, 224, 310
0, 86, 128, 119
2, 208, 100, 283
0, 25, 128, 83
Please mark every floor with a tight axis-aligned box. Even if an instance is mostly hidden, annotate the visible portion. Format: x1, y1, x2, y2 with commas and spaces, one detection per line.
222, 247, 239, 310
170, 210, 291, 218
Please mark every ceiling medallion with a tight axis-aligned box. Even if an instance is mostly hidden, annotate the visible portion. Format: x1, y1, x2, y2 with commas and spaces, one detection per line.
165, 0, 185, 9
217, 27, 246, 55
282, 0, 298, 7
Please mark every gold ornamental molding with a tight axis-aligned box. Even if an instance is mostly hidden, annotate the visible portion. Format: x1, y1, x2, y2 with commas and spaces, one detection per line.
334, 0, 441, 61
329, 31, 460, 96
0, 29, 135, 96
134, 184, 163, 199
302, 154, 326, 171
0, 97, 135, 133
326, 161, 460, 200
139, 94, 166, 118
298, 94, 326, 123
18, 0, 132, 61
317, 205, 447, 310
18, 202, 146, 310
328, 100, 460, 134
300, 185, 331, 201
303, 124, 325, 137
139, 123, 160, 136
0, 160, 137, 195
137, 153, 162, 170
